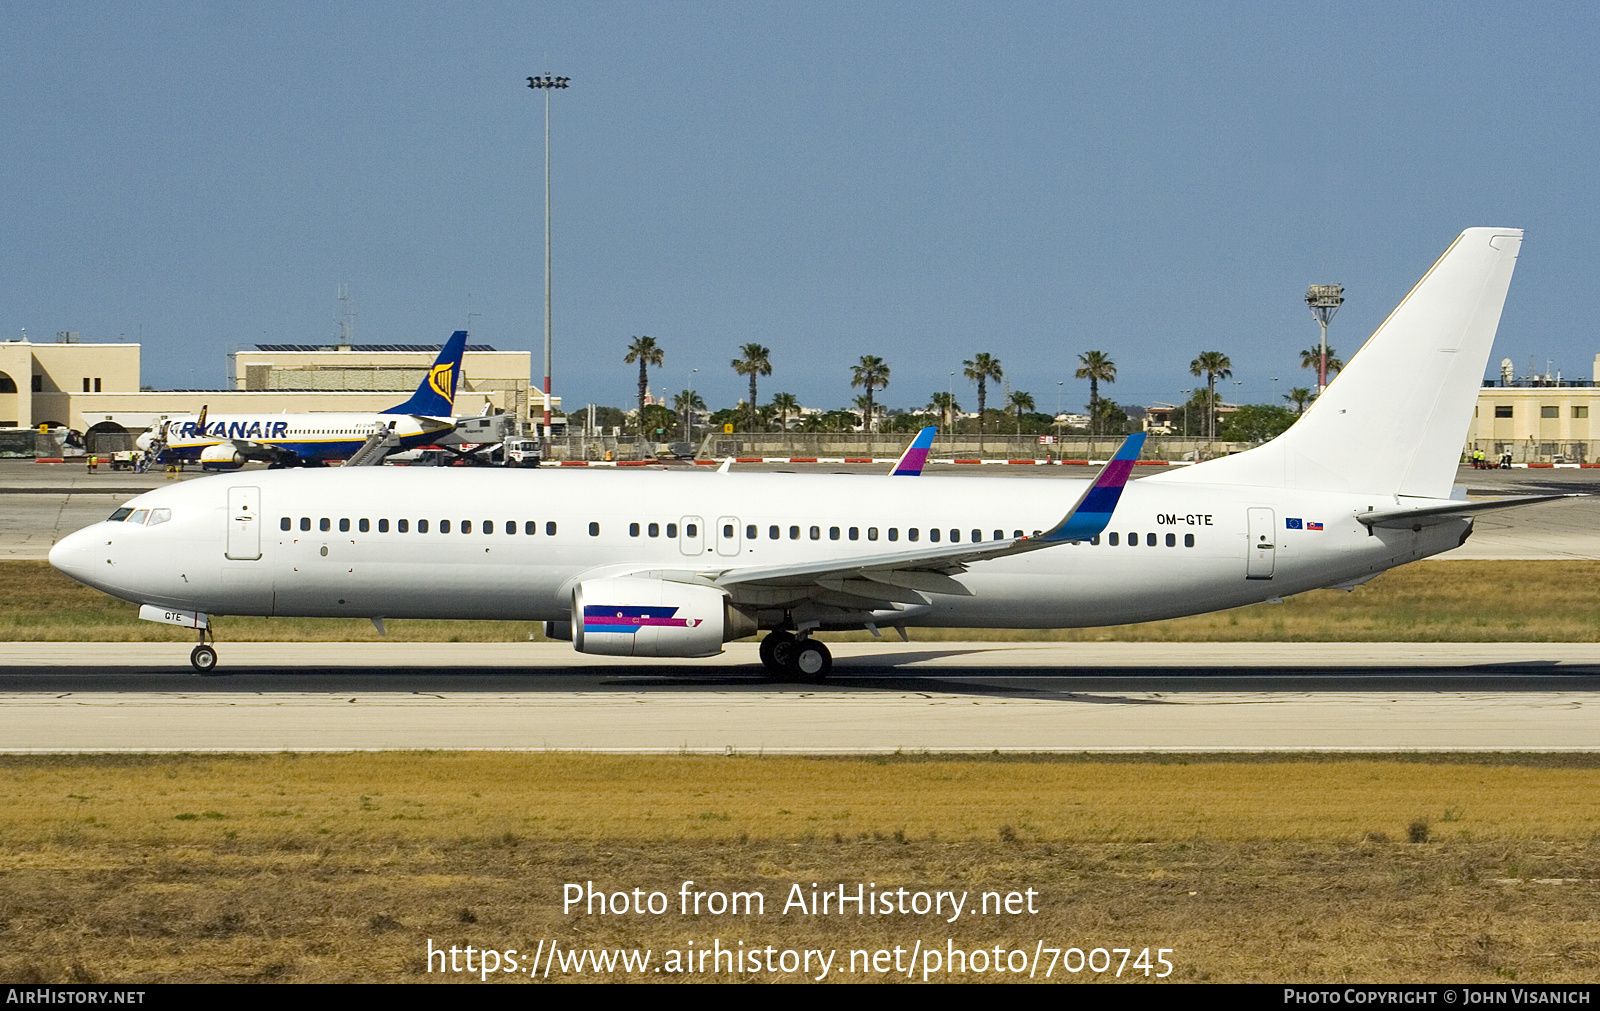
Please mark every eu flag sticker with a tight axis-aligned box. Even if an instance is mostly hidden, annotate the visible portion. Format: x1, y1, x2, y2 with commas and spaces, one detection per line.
1285, 518, 1303, 529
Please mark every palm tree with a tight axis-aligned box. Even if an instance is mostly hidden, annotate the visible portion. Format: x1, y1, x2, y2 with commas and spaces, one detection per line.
1284, 387, 1314, 415
1075, 351, 1117, 435
1190, 351, 1233, 441
769, 392, 799, 431
731, 344, 772, 431
927, 391, 961, 432
850, 355, 891, 433
673, 389, 706, 440
1299, 346, 1344, 380
623, 336, 664, 419
1007, 390, 1035, 433
962, 353, 1004, 449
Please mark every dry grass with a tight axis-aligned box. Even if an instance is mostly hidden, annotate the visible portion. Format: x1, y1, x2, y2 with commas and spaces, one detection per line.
1, 754, 1599, 983
8, 559, 1600, 643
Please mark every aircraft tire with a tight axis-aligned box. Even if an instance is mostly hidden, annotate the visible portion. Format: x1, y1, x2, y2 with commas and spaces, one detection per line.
790, 640, 832, 682
759, 631, 796, 675
190, 644, 219, 675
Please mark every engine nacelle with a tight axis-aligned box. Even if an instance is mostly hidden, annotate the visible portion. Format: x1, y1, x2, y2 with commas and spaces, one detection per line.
200, 443, 244, 470
572, 576, 754, 658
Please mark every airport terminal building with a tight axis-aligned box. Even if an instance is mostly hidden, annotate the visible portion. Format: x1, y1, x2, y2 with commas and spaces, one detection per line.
0, 336, 556, 454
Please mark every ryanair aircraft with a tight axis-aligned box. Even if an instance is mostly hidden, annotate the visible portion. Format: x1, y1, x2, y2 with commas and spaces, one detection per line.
141, 331, 468, 468
53, 230, 1568, 678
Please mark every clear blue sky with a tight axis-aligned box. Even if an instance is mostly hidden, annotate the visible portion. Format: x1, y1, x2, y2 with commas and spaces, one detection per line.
3, 2, 1597, 414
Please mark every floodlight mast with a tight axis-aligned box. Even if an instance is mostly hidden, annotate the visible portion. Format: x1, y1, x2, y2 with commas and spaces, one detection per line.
1306, 284, 1344, 392
528, 74, 570, 444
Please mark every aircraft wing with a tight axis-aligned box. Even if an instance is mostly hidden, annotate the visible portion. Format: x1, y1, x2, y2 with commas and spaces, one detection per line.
709, 434, 1146, 605
1356, 493, 1576, 529
222, 438, 303, 466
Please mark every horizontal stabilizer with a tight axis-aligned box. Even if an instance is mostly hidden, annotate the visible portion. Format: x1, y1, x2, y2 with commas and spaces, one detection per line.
1357, 494, 1575, 529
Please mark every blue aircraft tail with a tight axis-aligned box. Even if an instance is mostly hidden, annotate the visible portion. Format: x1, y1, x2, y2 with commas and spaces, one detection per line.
383, 331, 467, 416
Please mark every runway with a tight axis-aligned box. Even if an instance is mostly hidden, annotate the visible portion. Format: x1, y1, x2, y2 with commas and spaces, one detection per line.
3, 641, 1597, 752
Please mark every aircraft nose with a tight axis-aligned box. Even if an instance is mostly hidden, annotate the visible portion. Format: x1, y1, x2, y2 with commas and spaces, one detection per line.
49, 526, 103, 587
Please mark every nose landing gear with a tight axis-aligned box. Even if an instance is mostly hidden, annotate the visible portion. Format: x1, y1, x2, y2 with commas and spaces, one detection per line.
758, 630, 832, 682
190, 629, 219, 675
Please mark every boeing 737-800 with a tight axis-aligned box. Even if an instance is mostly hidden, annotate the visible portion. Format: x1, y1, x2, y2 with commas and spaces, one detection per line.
141, 331, 470, 469
50, 229, 1564, 677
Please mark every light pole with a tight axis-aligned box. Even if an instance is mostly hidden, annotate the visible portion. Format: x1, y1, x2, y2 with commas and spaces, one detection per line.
686, 368, 698, 445
529, 73, 570, 446
1306, 284, 1343, 393
1055, 380, 1063, 463
1180, 390, 1192, 441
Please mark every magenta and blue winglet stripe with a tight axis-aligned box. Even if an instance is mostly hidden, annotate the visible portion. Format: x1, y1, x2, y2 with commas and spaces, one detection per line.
583, 605, 702, 634
890, 426, 938, 476
1037, 433, 1146, 543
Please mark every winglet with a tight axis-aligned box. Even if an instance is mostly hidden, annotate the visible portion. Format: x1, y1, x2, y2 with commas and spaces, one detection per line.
1032, 433, 1146, 543
889, 426, 938, 475
383, 331, 468, 416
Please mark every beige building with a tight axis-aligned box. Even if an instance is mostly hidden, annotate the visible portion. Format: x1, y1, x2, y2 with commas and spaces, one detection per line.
1, 337, 557, 455
1468, 380, 1600, 464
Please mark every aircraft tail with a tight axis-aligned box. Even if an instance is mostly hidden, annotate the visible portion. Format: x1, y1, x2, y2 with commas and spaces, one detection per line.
383, 331, 468, 416
1158, 228, 1522, 499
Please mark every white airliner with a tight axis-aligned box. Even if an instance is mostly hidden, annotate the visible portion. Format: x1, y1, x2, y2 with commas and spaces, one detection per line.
140, 331, 469, 469
51, 229, 1565, 676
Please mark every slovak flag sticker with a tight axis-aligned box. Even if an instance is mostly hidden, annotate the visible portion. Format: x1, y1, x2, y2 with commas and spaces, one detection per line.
1285, 518, 1303, 529
1307, 521, 1324, 531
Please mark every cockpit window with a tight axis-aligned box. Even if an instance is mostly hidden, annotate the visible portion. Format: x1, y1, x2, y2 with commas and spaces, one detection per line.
147, 508, 172, 526
127, 509, 149, 525
108, 507, 134, 522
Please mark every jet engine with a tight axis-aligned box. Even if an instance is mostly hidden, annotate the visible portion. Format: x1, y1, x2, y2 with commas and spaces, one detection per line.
572, 576, 755, 658
200, 443, 245, 470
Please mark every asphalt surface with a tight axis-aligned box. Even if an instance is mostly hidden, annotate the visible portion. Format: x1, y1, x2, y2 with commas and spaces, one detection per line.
1, 642, 1596, 752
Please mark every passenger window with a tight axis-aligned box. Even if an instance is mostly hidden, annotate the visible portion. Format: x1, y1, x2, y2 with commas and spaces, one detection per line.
280, 517, 291, 531
928, 529, 939, 542
108, 507, 134, 522
547, 522, 557, 536
971, 529, 980, 542
1013, 530, 1023, 538
789, 525, 800, 540
483, 520, 493, 534
1127, 532, 1136, 546
685, 524, 696, 537
525, 521, 536, 535
358, 519, 370, 533
1147, 532, 1156, 547
148, 509, 171, 526
810, 526, 820, 540
909, 529, 920, 542
398, 519, 409, 533
648, 523, 659, 538
300, 518, 310, 531
829, 527, 840, 541
441, 520, 452, 534
769, 525, 780, 540
1166, 533, 1176, 547
379, 519, 389, 533
1109, 532, 1119, 546
867, 527, 878, 541
726, 524, 737, 539
950, 529, 959, 542
888, 528, 899, 542
588, 522, 599, 536
667, 523, 678, 537
629, 523, 641, 537
1090, 534, 1100, 545
320, 518, 330, 532
1184, 533, 1194, 547
418, 519, 429, 533
339, 518, 350, 532
994, 530, 1003, 541
461, 520, 472, 534
849, 527, 859, 541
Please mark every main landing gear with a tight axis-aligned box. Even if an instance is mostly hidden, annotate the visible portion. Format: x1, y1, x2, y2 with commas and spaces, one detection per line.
190, 628, 219, 675
758, 630, 832, 682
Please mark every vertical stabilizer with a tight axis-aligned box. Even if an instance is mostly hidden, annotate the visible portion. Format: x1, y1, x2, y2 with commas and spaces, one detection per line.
1157, 228, 1522, 498
383, 331, 468, 416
